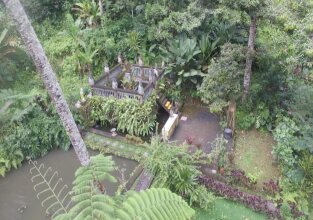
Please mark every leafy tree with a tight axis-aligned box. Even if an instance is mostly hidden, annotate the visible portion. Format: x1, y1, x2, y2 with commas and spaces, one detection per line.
0, 88, 40, 126
18, 0, 71, 22
267, 0, 313, 80
218, 0, 268, 101
198, 43, 245, 113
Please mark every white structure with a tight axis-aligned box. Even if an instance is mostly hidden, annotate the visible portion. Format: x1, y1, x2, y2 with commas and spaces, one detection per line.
137, 81, 144, 95
88, 75, 95, 86
118, 54, 123, 64
104, 64, 110, 75
161, 114, 179, 140
138, 56, 144, 66
112, 79, 118, 89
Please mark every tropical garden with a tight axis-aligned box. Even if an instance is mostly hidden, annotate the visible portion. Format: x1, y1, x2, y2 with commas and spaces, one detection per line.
0, 0, 313, 219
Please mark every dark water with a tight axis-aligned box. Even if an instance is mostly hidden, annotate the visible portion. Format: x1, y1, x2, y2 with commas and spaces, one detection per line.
0, 148, 138, 220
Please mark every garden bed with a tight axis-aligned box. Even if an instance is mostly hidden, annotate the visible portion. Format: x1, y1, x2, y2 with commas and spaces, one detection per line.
84, 130, 148, 161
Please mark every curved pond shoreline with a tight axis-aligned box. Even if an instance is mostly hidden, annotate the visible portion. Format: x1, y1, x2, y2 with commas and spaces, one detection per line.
0, 148, 138, 220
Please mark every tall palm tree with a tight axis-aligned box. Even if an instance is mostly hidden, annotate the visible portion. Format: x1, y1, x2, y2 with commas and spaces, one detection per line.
2, 0, 90, 166
242, 15, 257, 102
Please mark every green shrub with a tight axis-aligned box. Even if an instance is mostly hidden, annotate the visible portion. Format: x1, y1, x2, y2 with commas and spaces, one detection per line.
84, 95, 157, 136
125, 134, 144, 145
0, 148, 24, 177
273, 117, 299, 178
236, 110, 256, 130
142, 137, 215, 210
299, 153, 313, 195
0, 97, 70, 159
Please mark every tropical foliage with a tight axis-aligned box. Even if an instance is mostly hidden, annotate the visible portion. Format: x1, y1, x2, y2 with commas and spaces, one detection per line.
53, 154, 195, 220
198, 43, 245, 113
0, 93, 70, 176
2, 0, 313, 217
161, 35, 202, 86
142, 137, 214, 210
82, 95, 157, 136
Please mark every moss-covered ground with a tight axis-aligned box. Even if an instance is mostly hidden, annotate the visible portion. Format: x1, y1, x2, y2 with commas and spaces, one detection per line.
234, 129, 281, 190
195, 198, 267, 220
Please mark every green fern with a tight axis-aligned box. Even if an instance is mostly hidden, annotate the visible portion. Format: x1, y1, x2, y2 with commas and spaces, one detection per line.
53, 154, 195, 220
54, 155, 117, 220
0, 148, 24, 177
116, 188, 195, 220
29, 160, 72, 218
72, 154, 117, 191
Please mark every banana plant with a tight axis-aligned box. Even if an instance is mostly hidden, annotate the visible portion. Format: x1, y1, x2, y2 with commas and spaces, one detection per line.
160, 35, 203, 86
76, 44, 99, 85
198, 35, 220, 71
72, 0, 101, 27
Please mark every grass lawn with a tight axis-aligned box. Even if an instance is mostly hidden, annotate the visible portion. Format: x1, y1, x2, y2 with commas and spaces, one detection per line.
195, 198, 267, 220
234, 129, 280, 190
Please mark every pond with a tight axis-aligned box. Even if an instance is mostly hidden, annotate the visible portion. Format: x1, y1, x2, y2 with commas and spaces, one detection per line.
0, 148, 138, 220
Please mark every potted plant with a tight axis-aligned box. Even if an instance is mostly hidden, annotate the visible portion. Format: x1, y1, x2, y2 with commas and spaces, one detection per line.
218, 156, 225, 175
218, 149, 226, 175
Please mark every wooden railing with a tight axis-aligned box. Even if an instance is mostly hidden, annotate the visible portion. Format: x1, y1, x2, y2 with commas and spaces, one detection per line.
92, 64, 164, 103
143, 82, 154, 101
94, 64, 123, 86
92, 86, 144, 103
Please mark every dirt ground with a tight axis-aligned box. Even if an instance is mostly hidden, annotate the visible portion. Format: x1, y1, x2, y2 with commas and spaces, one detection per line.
170, 103, 222, 154
234, 129, 281, 190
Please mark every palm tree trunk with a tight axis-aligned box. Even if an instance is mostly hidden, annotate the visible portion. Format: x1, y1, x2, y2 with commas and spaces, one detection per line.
242, 15, 257, 102
98, 0, 104, 16
3, 0, 90, 166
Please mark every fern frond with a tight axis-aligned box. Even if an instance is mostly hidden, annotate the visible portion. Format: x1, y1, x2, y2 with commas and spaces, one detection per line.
29, 160, 72, 219
116, 188, 195, 220
53, 155, 195, 220
72, 154, 117, 195
59, 154, 117, 220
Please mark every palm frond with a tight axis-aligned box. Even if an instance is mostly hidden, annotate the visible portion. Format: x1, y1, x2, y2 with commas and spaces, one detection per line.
29, 160, 72, 219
